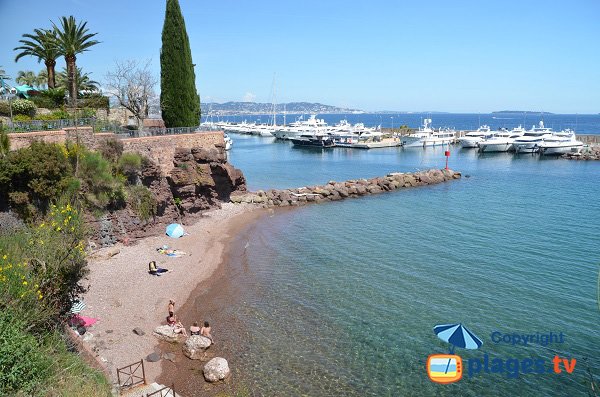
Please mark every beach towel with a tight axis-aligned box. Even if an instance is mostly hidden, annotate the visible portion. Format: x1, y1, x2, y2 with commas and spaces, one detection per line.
69, 315, 98, 328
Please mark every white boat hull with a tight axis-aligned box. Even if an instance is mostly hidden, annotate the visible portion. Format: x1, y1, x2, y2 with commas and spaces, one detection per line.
539, 143, 583, 155
458, 138, 482, 148
478, 142, 513, 152
513, 143, 541, 153
402, 136, 454, 147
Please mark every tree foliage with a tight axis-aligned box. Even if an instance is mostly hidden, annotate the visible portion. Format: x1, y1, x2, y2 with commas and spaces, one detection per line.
13, 29, 60, 89
52, 16, 100, 105
160, 0, 200, 127
56, 66, 99, 93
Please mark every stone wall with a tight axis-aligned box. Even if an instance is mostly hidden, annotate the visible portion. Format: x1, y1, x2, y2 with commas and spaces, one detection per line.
6, 128, 225, 175
120, 132, 224, 175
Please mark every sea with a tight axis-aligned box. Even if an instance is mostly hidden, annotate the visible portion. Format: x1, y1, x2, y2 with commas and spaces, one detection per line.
195, 113, 600, 396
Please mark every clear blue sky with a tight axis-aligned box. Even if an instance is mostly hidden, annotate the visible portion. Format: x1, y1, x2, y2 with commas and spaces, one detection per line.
1, 0, 599, 113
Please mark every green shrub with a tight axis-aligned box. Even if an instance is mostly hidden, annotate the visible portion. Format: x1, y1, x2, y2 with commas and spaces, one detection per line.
0, 310, 53, 395
0, 100, 10, 117
127, 185, 157, 222
74, 147, 125, 210
51, 109, 71, 120
0, 130, 9, 158
11, 99, 37, 117
78, 93, 109, 110
118, 152, 142, 183
0, 208, 112, 397
13, 114, 32, 122
34, 88, 66, 109
31, 95, 57, 110
36, 112, 61, 121
79, 107, 97, 118
0, 142, 72, 219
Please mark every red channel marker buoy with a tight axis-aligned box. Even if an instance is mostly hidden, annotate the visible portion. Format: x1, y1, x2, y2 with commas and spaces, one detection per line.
444, 150, 450, 170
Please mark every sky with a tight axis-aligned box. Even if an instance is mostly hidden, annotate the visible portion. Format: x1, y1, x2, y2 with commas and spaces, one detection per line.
0, 0, 599, 113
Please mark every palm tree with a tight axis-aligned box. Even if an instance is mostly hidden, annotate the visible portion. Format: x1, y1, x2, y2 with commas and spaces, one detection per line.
14, 28, 60, 89
16, 70, 38, 87
56, 67, 99, 92
37, 69, 48, 89
52, 16, 99, 105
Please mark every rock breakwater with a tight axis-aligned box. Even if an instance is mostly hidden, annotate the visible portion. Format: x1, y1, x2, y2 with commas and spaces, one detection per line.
230, 168, 461, 207
562, 145, 600, 160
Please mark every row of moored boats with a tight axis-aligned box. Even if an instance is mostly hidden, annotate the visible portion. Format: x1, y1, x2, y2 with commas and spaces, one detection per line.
212, 117, 584, 155
458, 121, 584, 155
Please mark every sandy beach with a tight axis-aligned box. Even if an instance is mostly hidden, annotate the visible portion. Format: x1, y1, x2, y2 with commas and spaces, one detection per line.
81, 203, 266, 385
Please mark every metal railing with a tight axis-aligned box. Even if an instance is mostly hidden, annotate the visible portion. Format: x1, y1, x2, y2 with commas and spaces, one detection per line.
116, 359, 146, 390
8, 118, 96, 132
146, 384, 176, 397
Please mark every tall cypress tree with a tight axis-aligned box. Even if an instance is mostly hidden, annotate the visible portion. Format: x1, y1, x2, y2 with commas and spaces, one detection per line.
160, 0, 200, 127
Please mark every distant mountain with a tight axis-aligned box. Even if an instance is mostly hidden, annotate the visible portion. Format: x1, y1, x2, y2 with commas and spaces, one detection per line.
492, 111, 554, 115
203, 102, 363, 115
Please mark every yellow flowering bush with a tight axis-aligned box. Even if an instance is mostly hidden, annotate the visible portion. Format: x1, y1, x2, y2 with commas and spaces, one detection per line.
0, 202, 87, 322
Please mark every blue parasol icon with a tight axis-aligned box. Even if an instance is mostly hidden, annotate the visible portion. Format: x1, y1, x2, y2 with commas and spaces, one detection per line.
434, 323, 483, 354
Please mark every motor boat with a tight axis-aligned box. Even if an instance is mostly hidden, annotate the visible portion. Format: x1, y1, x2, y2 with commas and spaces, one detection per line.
401, 119, 456, 148
458, 125, 492, 148
290, 133, 335, 148
512, 121, 554, 153
537, 130, 583, 155
477, 126, 525, 152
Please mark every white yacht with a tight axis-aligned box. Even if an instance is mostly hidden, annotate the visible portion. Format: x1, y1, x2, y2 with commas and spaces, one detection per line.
537, 130, 583, 155
458, 125, 492, 148
401, 119, 456, 148
512, 121, 554, 153
477, 127, 525, 153
272, 115, 329, 140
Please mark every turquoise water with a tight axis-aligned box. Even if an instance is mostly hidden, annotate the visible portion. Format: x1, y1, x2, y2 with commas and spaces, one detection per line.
222, 136, 600, 396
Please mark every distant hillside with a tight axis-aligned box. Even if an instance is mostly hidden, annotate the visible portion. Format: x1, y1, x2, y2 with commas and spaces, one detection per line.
492, 111, 554, 115
204, 102, 363, 115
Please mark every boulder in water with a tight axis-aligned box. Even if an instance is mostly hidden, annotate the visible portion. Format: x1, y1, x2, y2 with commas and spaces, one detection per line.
183, 335, 212, 360
153, 325, 179, 343
203, 357, 230, 382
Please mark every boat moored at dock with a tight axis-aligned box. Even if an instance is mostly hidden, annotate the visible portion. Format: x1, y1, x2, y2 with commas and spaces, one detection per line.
458, 125, 492, 148
477, 126, 525, 152
537, 130, 584, 155
513, 121, 555, 153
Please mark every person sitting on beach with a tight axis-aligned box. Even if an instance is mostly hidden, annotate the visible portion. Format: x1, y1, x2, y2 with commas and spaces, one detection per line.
200, 321, 213, 342
167, 314, 187, 336
190, 322, 201, 336
149, 261, 168, 276
168, 300, 175, 317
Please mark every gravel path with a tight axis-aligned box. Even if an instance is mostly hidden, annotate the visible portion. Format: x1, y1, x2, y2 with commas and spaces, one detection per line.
81, 204, 262, 385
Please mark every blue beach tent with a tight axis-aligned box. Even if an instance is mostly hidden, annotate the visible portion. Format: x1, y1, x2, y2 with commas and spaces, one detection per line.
165, 223, 185, 238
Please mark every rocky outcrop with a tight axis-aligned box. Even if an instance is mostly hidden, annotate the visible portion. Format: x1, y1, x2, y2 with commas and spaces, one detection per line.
153, 325, 180, 343
182, 335, 212, 360
203, 357, 230, 382
231, 169, 461, 207
167, 145, 246, 214
88, 143, 247, 246
563, 145, 600, 160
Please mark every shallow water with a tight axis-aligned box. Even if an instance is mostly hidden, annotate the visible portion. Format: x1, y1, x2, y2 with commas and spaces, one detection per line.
210, 136, 600, 396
